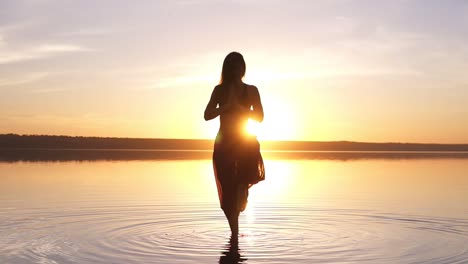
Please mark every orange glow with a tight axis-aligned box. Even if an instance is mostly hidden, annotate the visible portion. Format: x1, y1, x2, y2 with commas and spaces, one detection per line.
245, 119, 259, 135
245, 96, 296, 140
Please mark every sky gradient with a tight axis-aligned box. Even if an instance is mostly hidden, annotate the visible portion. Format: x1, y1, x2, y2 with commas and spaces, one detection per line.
1, 0, 467, 143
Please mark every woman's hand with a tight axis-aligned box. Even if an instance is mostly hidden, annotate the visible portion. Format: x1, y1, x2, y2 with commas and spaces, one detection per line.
222, 84, 248, 113
222, 101, 249, 114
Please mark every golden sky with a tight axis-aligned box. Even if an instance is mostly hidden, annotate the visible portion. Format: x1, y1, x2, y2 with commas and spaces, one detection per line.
1, 1, 467, 143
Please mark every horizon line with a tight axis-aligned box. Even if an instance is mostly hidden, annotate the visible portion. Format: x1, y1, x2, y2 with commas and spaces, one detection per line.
2, 133, 468, 145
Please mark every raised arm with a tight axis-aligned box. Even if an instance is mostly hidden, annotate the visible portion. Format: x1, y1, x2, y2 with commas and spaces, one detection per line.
204, 86, 222, 121
249, 86, 264, 122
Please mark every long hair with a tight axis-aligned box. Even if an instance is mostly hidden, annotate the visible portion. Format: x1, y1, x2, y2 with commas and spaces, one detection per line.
220, 52, 246, 85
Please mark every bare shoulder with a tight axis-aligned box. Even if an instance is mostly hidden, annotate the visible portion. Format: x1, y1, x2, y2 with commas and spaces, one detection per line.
245, 83, 260, 95
214, 84, 222, 91
212, 84, 223, 95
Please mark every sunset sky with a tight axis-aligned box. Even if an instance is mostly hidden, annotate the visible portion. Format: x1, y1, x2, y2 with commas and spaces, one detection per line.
1, 0, 467, 143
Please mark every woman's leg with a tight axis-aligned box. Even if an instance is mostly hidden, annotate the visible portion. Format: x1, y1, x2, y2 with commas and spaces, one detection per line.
226, 183, 249, 236
237, 184, 249, 213
224, 210, 239, 236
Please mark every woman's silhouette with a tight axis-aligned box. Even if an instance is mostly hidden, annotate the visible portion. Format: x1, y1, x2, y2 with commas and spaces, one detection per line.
204, 52, 264, 237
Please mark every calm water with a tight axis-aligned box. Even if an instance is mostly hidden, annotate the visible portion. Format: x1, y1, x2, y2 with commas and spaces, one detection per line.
1, 154, 468, 263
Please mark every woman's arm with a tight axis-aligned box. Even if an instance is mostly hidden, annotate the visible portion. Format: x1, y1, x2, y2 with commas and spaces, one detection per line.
204, 86, 223, 121
248, 86, 264, 122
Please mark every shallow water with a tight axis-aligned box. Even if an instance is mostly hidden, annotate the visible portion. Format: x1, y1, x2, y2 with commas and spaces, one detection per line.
1, 156, 468, 263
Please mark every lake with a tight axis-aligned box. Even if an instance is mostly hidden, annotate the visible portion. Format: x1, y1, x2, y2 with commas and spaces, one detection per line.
1, 152, 468, 263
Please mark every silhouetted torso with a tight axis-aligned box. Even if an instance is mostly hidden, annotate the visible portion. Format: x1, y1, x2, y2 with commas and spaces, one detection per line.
216, 84, 250, 143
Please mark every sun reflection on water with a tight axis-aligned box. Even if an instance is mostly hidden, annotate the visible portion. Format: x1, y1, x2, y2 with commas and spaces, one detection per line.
244, 160, 295, 225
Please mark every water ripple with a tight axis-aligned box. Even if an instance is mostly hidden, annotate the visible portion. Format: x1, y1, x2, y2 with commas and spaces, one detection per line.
1, 204, 467, 263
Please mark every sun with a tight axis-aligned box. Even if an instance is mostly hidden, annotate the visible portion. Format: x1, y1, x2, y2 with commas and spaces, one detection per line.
246, 119, 260, 135
245, 96, 296, 140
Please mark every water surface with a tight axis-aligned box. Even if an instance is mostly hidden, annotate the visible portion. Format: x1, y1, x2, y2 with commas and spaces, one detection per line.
1, 155, 468, 263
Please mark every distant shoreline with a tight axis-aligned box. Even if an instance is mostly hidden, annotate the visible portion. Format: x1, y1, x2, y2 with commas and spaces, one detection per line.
2, 148, 468, 162
1, 134, 468, 152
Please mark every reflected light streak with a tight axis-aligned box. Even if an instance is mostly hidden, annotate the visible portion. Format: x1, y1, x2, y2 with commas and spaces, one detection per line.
245, 161, 295, 223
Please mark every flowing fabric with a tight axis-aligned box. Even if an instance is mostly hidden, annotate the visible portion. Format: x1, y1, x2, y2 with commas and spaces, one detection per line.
213, 135, 264, 213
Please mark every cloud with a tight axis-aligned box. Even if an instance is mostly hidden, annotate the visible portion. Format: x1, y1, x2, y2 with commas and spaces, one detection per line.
0, 72, 50, 87
55, 28, 113, 37
29, 87, 69, 94
34, 44, 89, 53
145, 74, 215, 90
0, 32, 91, 65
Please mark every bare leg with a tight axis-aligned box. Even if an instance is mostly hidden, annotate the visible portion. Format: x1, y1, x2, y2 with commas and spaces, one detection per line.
224, 210, 239, 237
230, 211, 239, 237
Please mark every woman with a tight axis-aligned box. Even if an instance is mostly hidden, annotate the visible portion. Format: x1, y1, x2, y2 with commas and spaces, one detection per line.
204, 52, 264, 237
